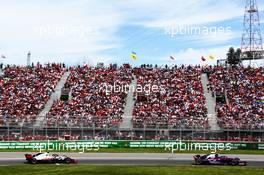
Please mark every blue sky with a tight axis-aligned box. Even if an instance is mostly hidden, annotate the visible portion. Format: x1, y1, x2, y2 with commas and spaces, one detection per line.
0, 0, 263, 66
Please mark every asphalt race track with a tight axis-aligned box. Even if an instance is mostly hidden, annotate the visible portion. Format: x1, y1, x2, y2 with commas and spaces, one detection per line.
0, 153, 263, 166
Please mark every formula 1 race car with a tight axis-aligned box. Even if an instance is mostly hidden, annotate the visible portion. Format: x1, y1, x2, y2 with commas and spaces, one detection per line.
193, 154, 247, 166
25, 152, 77, 164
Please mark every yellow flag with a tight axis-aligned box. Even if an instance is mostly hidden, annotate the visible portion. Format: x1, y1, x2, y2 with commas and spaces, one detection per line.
209, 55, 215, 60
131, 52, 138, 60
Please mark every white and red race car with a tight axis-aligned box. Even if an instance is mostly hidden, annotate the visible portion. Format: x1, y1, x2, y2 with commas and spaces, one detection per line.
25, 152, 77, 164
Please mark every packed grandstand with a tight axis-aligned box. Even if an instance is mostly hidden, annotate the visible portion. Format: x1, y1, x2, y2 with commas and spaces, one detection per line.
0, 63, 263, 141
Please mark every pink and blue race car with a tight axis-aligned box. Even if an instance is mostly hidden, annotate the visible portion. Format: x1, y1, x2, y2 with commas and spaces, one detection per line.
193, 154, 247, 166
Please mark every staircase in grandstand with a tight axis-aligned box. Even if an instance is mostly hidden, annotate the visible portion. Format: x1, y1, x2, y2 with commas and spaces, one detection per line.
34, 71, 71, 127
119, 75, 137, 129
201, 74, 220, 131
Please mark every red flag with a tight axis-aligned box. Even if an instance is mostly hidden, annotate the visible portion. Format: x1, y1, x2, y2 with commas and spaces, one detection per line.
201, 56, 206, 61
0, 79, 3, 86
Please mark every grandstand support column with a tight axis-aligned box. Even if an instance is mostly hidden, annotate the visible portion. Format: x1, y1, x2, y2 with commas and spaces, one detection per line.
119, 75, 137, 129
201, 74, 220, 131
68, 88, 73, 100
224, 90, 229, 105
0, 67, 3, 76
34, 71, 71, 128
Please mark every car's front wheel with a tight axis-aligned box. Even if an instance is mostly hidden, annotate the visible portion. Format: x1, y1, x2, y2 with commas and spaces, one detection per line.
231, 158, 239, 166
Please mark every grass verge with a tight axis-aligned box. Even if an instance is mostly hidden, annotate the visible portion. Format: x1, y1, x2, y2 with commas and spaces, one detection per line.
0, 165, 263, 175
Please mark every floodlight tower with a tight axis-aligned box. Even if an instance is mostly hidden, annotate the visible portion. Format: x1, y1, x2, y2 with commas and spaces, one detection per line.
241, 0, 263, 61
27, 51, 31, 66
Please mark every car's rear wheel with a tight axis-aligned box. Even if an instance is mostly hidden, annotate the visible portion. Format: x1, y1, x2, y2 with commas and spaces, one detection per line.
64, 158, 71, 164
196, 159, 203, 165
30, 158, 37, 164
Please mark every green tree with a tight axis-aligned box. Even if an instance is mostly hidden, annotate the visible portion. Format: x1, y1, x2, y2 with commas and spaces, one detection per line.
227, 47, 241, 65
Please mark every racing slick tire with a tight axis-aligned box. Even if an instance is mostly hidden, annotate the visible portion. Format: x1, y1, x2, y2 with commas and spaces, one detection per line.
196, 158, 203, 165
194, 155, 202, 165
230, 158, 240, 166
30, 158, 37, 164
64, 158, 71, 164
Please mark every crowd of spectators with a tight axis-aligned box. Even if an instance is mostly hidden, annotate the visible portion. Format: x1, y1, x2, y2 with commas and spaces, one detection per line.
46, 65, 132, 128
208, 66, 264, 130
0, 62, 263, 139
0, 63, 65, 126
132, 65, 208, 129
